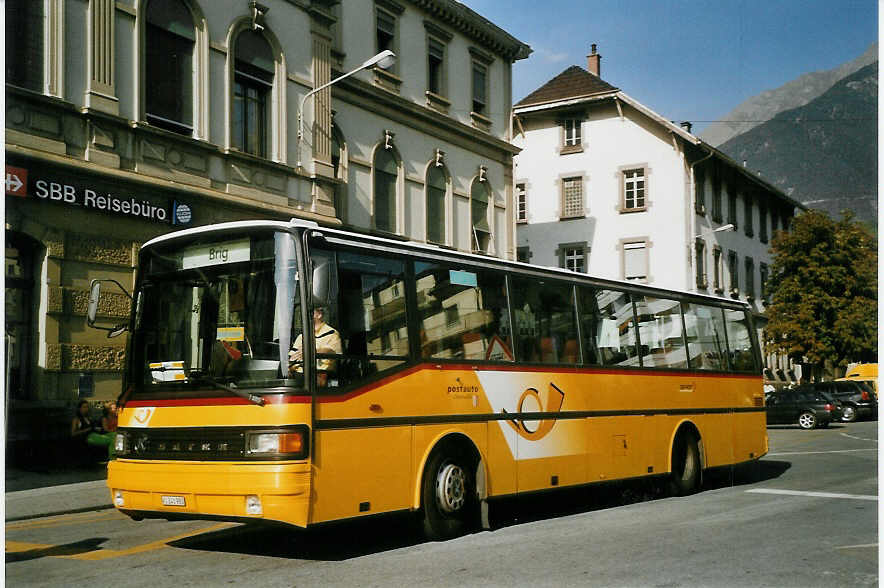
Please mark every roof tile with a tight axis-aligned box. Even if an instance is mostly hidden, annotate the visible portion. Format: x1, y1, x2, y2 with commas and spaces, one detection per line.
515, 66, 618, 108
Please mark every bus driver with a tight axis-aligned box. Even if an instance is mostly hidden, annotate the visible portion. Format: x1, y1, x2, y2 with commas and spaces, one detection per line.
289, 305, 342, 386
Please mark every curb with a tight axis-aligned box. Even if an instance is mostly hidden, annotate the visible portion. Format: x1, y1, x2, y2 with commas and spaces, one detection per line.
6, 480, 112, 522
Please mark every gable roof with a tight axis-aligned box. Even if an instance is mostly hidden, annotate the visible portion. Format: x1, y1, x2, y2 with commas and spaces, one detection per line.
515, 65, 618, 108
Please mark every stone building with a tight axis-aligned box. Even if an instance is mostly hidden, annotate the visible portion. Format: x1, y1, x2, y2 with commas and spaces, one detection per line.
4, 0, 529, 461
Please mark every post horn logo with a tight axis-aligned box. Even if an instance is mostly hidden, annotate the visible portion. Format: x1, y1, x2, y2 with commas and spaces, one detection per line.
504, 383, 565, 441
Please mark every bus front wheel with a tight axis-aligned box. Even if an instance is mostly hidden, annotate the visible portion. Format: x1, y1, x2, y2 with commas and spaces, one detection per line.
420, 448, 478, 540
669, 433, 701, 496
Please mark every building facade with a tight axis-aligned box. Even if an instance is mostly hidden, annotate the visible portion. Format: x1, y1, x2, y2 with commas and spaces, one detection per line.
512, 47, 805, 383
4, 0, 529, 460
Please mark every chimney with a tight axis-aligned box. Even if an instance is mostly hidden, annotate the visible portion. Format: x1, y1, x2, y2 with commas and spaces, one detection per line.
680, 121, 693, 133
587, 44, 601, 77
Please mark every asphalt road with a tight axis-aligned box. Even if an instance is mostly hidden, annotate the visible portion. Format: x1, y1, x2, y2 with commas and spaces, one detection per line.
6, 421, 878, 587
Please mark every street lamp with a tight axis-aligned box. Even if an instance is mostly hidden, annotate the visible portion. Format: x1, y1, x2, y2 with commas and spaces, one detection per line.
297, 50, 396, 169
694, 223, 735, 238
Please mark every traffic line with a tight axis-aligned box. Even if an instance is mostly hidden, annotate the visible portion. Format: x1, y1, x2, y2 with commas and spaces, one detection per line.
766, 448, 877, 456
840, 432, 878, 443
837, 543, 878, 550
746, 489, 878, 501
5, 522, 235, 561
6, 510, 123, 531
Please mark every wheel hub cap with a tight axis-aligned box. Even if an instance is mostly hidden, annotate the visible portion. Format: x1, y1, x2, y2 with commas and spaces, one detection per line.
436, 463, 466, 513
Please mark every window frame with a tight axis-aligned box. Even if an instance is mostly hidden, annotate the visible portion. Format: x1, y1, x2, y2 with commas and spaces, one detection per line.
560, 118, 583, 154
728, 250, 739, 297
515, 182, 528, 223
759, 203, 768, 243
694, 170, 706, 215
470, 176, 492, 254
712, 245, 723, 293
225, 21, 285, 162
372, 144, 402, 234
425, 161, 449, 246
619, 165, 648, 213
621, 239, 649, 283
6, 0, 44, 92
744, 194, 754, 237
375, 6, 399, 74
744, 256, 755, 300
695, 239, 707, 290
557, 242, 588, 273
560, 175, 585, 219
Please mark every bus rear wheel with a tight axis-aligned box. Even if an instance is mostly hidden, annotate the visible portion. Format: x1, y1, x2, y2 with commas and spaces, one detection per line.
420, 448, 478, 540
669, 433, 701, 496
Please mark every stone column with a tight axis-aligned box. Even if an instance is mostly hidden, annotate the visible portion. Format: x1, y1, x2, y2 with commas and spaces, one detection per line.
85, 0, 119, 114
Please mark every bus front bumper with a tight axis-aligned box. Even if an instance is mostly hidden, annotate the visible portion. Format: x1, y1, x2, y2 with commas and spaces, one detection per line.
107, 459, 312, 528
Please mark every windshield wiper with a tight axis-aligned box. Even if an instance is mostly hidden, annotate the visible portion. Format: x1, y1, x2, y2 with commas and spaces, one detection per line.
190, 373, 265, 407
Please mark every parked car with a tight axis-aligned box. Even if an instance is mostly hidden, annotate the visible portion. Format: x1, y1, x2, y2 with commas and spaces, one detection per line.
765, 388, 843, 429
821, 381, 877, 422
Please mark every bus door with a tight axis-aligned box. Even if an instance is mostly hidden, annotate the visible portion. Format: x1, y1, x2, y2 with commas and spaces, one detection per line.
306, 244, 414, 523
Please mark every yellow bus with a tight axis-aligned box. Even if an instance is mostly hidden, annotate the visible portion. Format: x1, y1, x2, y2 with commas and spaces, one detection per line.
92, 219, 767, 539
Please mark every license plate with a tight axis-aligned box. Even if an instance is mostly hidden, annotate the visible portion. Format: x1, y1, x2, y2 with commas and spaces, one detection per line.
161, 495, 186, 507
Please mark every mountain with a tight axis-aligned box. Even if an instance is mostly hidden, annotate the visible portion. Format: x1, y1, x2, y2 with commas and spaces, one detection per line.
718, 62, 878, 227
701, 43, 877, 147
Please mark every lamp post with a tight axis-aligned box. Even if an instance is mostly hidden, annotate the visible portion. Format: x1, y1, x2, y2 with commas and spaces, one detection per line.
694, 223, 735, 239
296, 50, 396, 169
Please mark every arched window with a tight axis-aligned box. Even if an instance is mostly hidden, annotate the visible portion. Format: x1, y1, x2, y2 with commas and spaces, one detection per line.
233, 30, 274, 157
426, 165, 447, 244
471, 178, 491, 252
374, 148, 398, 233
145, 0, 195, 135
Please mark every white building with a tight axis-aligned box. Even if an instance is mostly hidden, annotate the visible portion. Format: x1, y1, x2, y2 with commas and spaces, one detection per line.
512, 46, 805, 382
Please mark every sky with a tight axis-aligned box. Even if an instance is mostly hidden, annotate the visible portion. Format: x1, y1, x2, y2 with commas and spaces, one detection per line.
463, 0, 878, 134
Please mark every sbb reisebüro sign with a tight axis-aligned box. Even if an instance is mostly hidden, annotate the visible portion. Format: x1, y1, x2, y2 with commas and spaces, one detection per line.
6, 163, 193, 226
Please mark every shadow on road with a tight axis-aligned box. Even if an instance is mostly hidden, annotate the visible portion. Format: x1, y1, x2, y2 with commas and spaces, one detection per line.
169, 460, 791, 561
169, 514, 422, 561
6, 537, 108, 563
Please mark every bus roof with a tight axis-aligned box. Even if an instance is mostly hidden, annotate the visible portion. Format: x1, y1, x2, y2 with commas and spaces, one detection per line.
142, 218, 751, 310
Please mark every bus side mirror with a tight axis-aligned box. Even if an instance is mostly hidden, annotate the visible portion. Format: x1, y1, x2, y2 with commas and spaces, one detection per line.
86, 278, 133, 338
87, 281, 102, 327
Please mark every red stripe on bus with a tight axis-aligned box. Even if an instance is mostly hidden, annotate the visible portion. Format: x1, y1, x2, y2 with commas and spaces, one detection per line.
123, 364, 760, 408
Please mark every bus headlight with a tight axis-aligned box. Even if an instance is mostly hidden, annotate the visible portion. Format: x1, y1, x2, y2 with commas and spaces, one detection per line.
245, 427, 308, 458
114, 432, 129, 455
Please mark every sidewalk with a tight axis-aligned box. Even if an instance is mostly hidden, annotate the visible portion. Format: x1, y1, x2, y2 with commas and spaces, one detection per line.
5, 464, 112, 521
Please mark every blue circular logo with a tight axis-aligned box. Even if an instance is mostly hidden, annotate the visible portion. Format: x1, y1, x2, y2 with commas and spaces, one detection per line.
175, 203, 192, 225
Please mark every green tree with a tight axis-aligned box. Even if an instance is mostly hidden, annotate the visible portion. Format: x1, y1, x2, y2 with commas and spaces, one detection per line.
764, 209, 877, 371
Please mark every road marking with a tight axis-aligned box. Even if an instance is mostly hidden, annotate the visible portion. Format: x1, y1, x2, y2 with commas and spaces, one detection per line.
6, 511, 123, 531
70, 522, 235, 560
837, 543, 878, 550
767, 448, 877, 456
5, 522, 235, 561
746, 489, 878, 501
840, 432, 878, 442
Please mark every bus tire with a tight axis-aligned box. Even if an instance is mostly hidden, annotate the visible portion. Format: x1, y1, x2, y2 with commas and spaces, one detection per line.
420, 446, 478, 541
669, 432, 701, 496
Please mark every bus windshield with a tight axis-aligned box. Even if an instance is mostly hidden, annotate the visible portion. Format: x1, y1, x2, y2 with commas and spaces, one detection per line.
130, 230, 302, 394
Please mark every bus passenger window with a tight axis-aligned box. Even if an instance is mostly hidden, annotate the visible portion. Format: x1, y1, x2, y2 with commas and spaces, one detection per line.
682, 303, 727, 370
510, 278, 577, 364
724, 309, 758, 372
317, 250, 409, 390
578, 288, 638, 367
633, 296, 687, 369
415, 262, 512, 362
